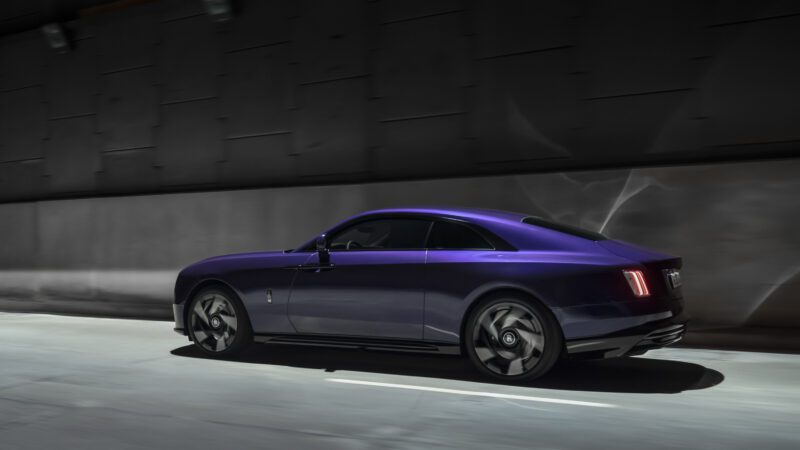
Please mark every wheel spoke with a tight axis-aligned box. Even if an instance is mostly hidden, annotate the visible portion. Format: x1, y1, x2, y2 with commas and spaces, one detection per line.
219, 313, 237, 331
514, 318, 537, 334
215, 336, 226, 352
480, 314, 499, 339
490, 309, 510, 332
475, 346, 496, 363
500, 309, 525, 329
208, 296, 224, 314
517, 329, 542, 351
193, 302, 210, 326
194, 329, 209, 343
506, 357, 524, 376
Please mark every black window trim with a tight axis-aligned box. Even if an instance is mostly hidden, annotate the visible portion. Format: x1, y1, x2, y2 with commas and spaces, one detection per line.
298, 212, 517, 252
322, 215, 434, 252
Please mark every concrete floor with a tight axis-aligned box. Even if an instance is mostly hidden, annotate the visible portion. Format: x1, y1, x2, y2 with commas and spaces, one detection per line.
0, 313, 798, 450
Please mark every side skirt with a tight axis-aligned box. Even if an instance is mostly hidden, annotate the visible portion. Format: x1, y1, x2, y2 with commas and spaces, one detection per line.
254, 334, 461, 355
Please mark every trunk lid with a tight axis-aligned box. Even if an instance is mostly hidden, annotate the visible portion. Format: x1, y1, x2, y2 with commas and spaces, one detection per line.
596, 239, 680, 266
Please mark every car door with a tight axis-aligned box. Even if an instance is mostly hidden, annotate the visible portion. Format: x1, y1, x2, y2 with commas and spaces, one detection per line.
287, 217, 431, 339
422, 220, 501, 343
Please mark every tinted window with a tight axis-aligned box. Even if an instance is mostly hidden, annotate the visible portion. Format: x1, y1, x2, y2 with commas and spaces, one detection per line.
522, 216, 607, 241
329, 219, 431, 250
427, 221, 493, 250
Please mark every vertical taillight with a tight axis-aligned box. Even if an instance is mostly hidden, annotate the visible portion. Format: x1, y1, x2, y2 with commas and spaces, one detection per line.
622, 270, 650, 297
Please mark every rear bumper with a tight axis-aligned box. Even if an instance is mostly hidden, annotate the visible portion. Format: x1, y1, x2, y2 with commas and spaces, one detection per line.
565, 313, 688, 358
173, 304, 186, 335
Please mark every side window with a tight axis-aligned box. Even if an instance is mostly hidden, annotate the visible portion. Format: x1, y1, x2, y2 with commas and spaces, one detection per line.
329, 219, 431, 251
427, 221, 494, 250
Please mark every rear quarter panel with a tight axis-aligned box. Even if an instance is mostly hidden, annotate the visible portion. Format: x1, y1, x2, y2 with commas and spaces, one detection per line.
423, 250, 680, 343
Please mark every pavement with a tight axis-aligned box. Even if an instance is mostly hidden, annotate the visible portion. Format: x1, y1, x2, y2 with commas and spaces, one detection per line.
0, 312, 798, 449
681, 325, 800, 354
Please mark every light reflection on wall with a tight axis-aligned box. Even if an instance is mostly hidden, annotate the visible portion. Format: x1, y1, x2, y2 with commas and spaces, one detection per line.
0, 158, 798, 329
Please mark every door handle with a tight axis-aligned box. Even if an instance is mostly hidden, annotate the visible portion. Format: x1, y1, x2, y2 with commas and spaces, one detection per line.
297, 263, 335, 272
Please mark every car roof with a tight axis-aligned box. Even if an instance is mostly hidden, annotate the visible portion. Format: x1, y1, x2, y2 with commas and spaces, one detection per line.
297, 207, 606, 252
350, 207, 528, 224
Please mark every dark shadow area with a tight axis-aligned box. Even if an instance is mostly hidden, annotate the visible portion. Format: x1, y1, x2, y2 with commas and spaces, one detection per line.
681, 328, 800, 355
171, 344, 724, 394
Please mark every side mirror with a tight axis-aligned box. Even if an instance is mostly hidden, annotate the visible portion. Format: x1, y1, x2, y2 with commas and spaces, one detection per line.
316, 234, 327, 252
316, 234, 330, 264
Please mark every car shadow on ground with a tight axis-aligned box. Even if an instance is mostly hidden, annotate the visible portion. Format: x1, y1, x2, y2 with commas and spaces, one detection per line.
171, 343, 724, 394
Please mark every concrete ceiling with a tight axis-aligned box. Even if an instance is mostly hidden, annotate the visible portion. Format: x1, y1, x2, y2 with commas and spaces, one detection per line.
0, 0, 131, 37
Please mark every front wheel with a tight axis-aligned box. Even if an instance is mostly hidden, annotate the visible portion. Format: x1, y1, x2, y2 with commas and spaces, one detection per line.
187, 286, 253, 357
464, 294, 563, 381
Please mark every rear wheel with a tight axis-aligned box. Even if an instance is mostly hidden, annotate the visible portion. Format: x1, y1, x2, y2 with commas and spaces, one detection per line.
187, 286, 252, 357
464, 293, 562, 381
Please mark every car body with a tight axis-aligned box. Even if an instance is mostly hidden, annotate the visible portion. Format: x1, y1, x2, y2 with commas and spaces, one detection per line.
174, 207, 687, 380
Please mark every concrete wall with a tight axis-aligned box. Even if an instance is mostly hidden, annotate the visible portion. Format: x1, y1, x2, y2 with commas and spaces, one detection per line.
1, 158, 798, 328
1, 0, 800, 202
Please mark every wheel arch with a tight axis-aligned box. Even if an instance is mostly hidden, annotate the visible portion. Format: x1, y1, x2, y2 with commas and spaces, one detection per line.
458, 284, 564, 352
182, 278, 248, 329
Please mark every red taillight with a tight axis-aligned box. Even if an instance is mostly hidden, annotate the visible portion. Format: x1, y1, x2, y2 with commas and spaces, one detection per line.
622, 270, 650, 297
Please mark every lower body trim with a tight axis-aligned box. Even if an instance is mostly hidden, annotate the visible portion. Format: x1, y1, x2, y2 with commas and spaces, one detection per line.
254, 334, 461, 355
566, 317, 687, 359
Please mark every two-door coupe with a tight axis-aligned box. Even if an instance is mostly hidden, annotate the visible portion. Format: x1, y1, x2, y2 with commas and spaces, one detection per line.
173, 207, 686, 381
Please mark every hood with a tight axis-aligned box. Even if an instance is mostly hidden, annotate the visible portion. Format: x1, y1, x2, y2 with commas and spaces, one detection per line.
180, 250, 296, 277
197, 250, 287, 264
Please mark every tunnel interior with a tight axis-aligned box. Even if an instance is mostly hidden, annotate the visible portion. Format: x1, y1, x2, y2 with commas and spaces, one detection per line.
0, 1, 799, 449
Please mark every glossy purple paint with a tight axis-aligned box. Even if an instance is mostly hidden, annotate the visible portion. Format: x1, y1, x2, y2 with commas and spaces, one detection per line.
174, 207, 685, 351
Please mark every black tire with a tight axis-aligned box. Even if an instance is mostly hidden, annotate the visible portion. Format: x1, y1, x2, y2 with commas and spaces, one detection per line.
187, 286, 253, 357
464, 292, 563, 381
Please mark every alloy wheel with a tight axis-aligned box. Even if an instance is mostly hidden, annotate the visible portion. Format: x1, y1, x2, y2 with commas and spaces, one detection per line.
471, 302, 546, 377
190, 293, 238, 353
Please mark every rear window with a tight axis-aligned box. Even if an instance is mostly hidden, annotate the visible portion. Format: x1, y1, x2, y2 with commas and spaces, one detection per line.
521, 217, 607, 241
427, 221, 494, 250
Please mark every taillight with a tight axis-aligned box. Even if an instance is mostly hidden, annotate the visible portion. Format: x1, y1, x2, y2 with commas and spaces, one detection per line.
622, 270, 650, 297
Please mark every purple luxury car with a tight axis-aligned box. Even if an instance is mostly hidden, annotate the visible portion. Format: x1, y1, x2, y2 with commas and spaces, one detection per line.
173, 207, 686, 381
